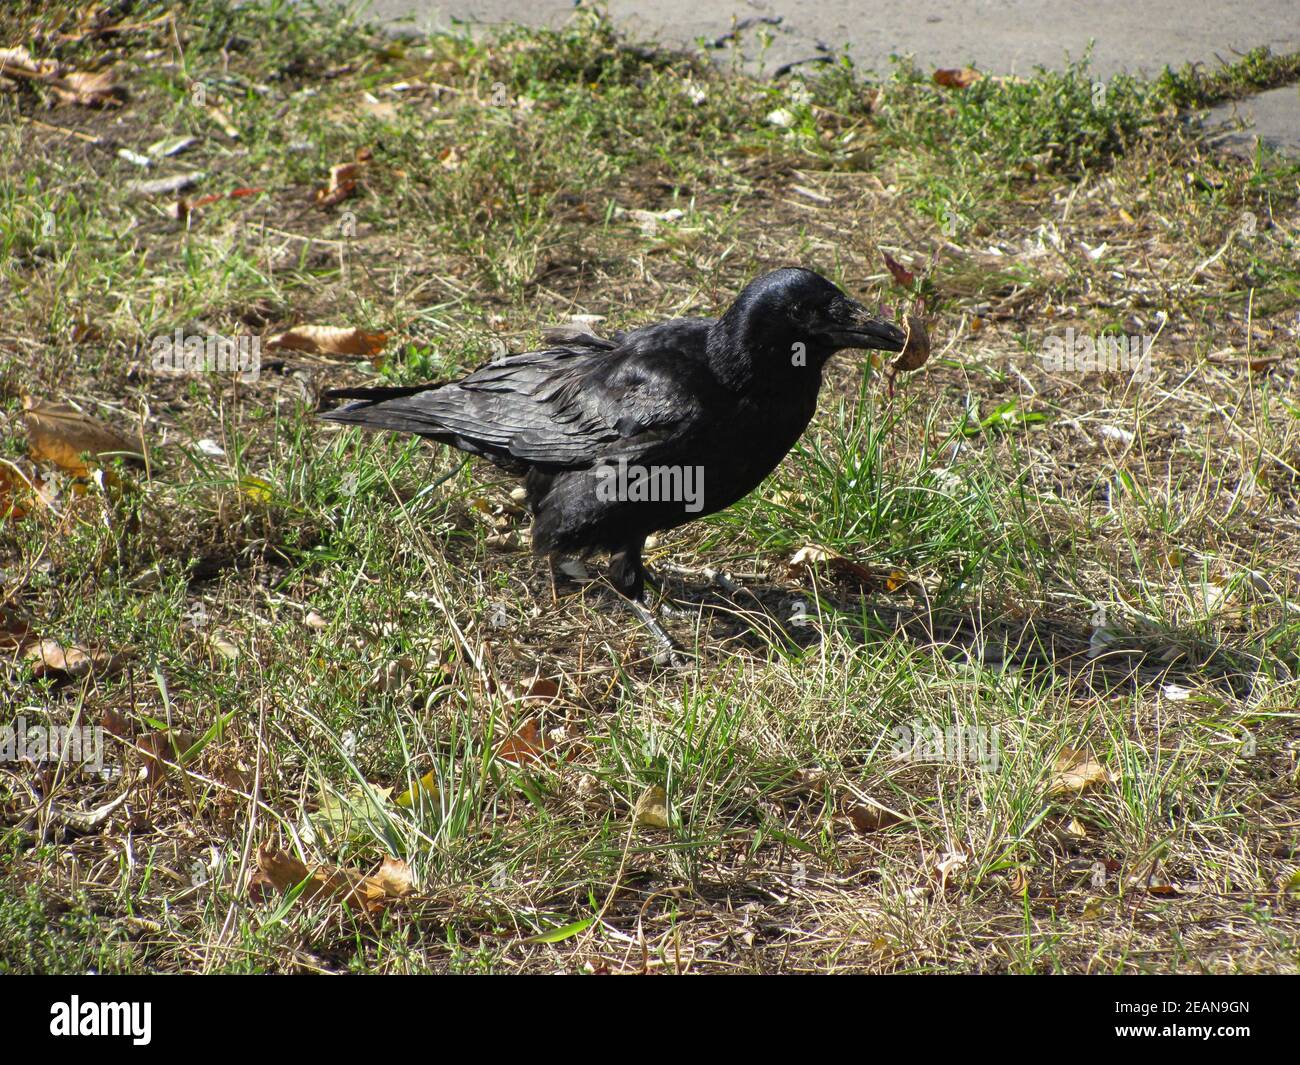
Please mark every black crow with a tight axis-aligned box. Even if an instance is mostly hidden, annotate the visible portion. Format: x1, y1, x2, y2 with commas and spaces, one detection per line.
318, 267, 925, 653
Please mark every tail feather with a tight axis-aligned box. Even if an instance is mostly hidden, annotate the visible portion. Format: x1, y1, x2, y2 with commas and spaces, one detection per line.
317, 384, 445, 434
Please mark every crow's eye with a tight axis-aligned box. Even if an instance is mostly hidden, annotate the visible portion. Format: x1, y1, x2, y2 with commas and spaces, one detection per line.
790, 303, 812, 324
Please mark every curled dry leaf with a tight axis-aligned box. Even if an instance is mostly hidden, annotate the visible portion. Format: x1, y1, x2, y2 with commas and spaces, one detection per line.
896, 314, 931, 372
25, 638, 92, 679
247, 844, 412, 915
883, 314, 931, 399
882, 251, 915, 289
0, 47, 124, 106
22, 397, 144, 475
787, 544, 878, 587
1049, 746, 1112, 796
843, 797, 904, 833
934, 848, 968, 887
634, 784, 670, 829
315, 160, 364, 206
933, 67, 982, 89
266, 325, 388, 358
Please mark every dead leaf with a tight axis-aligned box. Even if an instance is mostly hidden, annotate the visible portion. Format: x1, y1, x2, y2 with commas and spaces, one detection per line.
266, 325, 388, 358
1049, 746, 1112, 796
247, 844, 360, 907
0, 462, 38, 521
787, 545, 878, 587
934, 848, 968, 887
24, 639, 121, 683
882, 251, 915, 288
239, 474, 274, 504
51, 68, 122, 106
394, 771, 440, 809
0, 47, 123, 106
933, 67, 982, 89
247, 844, 410, 914
843, 797, 903, 833
100, 707, 132, 740
135, 729, 202, 786
22, 397, 143, 475
881, 314, 931, 399
25, 638, 92, 679
314, 160, 363, 206
522, 676, 560, 701
367, 855, 414, 899
495, 718, 550, 766
634, 784, 670, 828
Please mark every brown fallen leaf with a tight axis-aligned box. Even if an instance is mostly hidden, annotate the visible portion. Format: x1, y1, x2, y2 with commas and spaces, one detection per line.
843, 797, 904, 833
25, 638, 92, 679
247, 844, 411, 914
495, 718, 551, 766
787, 544, 877, 587
22, 397, 143, 475
634, 784, 670, 828
51, 68, 122, 107
1049, 746, 1112, 796
100, 707, 133, 740
0, 47, 124, 106
934, 847, 968, 887
933, 67, 982, 89
135, 729, 202, 786
365, 855, 414, 901
266, 325, 388, 358
24, 638, 122, 683
315, 161, 363, 206
882, 251, 915, 289
522, 676, 560, 701
884, 314, 931, 399
0, 462, 37, 521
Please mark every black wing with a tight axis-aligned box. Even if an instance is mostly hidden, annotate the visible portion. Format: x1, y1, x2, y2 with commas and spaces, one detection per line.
318, 319, 718, 471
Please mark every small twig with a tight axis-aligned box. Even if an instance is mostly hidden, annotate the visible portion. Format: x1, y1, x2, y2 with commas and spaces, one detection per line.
16, 114, 102, 143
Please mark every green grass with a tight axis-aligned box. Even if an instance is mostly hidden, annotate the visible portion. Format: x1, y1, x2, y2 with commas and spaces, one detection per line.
1, 0, 1298, 973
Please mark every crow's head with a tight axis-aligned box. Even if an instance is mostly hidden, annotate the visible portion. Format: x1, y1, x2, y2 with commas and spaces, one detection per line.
709, 268, 907, 386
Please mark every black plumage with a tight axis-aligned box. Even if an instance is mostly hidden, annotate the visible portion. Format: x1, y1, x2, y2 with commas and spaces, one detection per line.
319, 267, 915, 648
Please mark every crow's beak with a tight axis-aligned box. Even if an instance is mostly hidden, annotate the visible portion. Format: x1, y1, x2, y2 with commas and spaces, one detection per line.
823, 300, 907, 352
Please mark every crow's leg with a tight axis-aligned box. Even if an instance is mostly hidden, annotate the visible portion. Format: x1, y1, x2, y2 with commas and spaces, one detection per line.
641, 567, 694, 620
610, 539, 689, 663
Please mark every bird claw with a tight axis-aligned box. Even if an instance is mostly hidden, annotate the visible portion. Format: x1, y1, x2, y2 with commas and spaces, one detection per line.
658, 598, 694, 620
627, 595, 693, 668
651, 644, 694, 670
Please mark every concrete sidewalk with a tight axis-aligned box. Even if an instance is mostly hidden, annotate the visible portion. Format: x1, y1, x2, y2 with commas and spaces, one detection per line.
356, 0, 1300, 155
